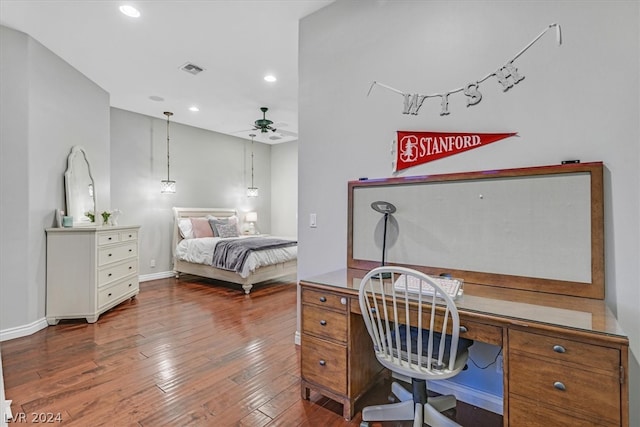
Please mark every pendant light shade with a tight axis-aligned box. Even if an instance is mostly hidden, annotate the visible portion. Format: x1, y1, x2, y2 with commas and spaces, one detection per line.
161, 111, 176, 193
247, 134, 258, 197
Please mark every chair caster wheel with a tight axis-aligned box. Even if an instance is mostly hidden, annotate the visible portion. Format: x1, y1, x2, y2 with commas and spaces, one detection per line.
360, 422, 369, 427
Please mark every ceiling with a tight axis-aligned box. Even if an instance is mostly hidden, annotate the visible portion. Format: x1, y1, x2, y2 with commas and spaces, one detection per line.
0, 0, 334, 144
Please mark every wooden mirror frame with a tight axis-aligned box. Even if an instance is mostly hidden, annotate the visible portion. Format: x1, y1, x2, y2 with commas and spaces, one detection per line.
347, 162, 604, 299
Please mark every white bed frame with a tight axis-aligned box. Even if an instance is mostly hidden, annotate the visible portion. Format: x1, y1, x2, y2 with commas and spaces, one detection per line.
172, 207, 297, 294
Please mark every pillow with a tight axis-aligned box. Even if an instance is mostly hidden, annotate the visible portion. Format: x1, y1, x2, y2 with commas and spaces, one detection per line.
191, 217, 214, 238
208, 215, 240, 235
178, 218, 194, 239
214, 222, 240, 238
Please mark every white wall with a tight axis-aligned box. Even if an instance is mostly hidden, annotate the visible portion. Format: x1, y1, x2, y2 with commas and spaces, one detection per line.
0, 25, 110, 337
271, 140, 298, 238
298, 0, 639, 423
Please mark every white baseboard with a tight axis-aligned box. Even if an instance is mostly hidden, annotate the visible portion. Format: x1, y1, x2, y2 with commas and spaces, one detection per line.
0, 317, 48, 342
392, 372, 503, 415
139, 271, 175, 282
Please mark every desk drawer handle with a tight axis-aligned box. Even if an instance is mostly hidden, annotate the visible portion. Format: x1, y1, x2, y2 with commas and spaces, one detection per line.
107, 293, 112, 297
319, 296, 327, 303
553, 381, 566, 391
319, 360, 326, 366
320, 320, 327, 326
459, 326, 468, 333
340, 297, 347, 305
553, 345, 566, 353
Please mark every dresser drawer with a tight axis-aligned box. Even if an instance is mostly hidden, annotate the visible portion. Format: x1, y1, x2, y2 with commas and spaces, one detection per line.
301, 334, 347, 395
98, 231, 121, 246
98, 278, 138, 309
509, 351, 620, 424
302, 304, 347, 343
509, 394, 618, 427
98, 241, 138, 266
119, 229, 138, 242
509, 329, 619, 371
98, 259, 137, 287
302, 288, 347, 312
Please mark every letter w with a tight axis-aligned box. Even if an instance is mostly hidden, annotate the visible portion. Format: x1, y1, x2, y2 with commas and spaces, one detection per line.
403, 93, 427, 115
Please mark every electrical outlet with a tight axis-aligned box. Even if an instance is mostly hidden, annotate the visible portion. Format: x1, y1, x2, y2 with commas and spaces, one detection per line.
496, 355, 503, 374
150, 259, 156, 268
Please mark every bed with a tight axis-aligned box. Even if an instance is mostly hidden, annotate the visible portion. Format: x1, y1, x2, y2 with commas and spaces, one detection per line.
172, 207, 297, 294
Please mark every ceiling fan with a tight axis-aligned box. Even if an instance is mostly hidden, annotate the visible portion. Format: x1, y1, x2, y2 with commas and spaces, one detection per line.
253, 107, 277, 133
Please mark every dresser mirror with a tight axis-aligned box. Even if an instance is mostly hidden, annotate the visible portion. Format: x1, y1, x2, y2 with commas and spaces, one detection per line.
64, 146, 96, 226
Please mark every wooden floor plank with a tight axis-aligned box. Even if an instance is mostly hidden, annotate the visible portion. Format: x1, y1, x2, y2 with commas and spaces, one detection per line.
1, 275, 501, 426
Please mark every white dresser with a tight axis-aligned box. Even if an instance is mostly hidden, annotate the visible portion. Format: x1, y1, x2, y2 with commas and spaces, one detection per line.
45, 225, 140, 324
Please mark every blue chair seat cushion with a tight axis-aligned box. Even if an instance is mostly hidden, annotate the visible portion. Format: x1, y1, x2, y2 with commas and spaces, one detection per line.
392, 325, 473, 361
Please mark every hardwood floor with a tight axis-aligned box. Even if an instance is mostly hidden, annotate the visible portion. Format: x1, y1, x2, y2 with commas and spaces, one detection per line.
1, 276, 502, 426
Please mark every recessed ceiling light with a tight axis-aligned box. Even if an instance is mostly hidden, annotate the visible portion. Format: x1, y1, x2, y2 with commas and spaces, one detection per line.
189, 106, 200, 112
264, 75, 277, 83
119, 5, 140, 18
149, 95, 164, 102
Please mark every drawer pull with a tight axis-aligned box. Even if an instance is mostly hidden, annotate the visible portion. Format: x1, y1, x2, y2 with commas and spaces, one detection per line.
108, 273, 112, 277
340, 297, 347, 305
129, 266, 132, 270
128, 283, 132, 287
319, 360, 326, 366
108, 253, 112, 257
459, 326, 468, 333
553, 381, 566, 391
128, 234, 132, 238
108, 237, 112, 240
128, 249, 132, 252
320, 320, 327, 326
553, 345, 566, 353
319, 296, 327, 303
108, 293, 112, 297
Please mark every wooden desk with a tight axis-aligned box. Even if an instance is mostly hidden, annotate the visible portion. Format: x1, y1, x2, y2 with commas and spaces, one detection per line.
299, 269, 629, 426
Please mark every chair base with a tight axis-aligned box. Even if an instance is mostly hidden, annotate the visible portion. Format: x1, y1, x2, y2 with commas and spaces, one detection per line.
361, 380, 462, 427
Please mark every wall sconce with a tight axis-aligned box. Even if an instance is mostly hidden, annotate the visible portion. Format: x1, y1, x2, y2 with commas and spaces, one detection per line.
160, 111, 176, 193
245, 211, 258, 234
247, 134, 258, 197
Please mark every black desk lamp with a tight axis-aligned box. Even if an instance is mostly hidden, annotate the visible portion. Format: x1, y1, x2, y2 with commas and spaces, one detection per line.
371, 201, 396, 279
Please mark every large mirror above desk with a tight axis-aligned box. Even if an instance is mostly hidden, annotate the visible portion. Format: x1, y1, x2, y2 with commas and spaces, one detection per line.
348, 162, 604, 299
64, 145, 96, 226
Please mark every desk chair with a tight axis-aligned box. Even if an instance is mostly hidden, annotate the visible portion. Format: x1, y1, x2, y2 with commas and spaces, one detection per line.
358, 266, 473, 427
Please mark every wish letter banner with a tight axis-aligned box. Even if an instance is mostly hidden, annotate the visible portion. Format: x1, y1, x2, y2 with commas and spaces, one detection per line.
395, 131, 517, 172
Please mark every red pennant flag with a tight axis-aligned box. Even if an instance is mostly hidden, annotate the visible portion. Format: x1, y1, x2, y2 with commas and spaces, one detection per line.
395, 131, 517, 172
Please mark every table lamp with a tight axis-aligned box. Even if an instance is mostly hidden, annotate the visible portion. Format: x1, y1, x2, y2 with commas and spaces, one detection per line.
371, 201, 396, 278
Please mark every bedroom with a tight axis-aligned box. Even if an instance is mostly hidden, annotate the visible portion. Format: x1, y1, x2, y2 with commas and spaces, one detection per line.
1, 1, 639, 426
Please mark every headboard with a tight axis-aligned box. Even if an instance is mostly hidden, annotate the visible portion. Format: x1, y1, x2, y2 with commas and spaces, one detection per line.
348, 162, 604, 299
172, 207, 238, 257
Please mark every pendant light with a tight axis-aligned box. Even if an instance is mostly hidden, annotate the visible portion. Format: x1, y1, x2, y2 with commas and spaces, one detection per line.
160, 111, 176, 193
247, 134, 259, 197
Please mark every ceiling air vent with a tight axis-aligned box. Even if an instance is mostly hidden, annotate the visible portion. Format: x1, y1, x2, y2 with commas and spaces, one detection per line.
180, 62, 205, 75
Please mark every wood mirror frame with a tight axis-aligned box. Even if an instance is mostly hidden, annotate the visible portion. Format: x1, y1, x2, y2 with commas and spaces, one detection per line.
347, 162, 604, 299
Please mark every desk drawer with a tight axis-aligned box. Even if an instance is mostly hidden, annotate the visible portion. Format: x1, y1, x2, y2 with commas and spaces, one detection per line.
301, 334, 347, 395
509, 329, 619, 371
302, 304, 347, 343
509, 351, 620, 424
509, 394, 618, 427
302, 288, 347, 312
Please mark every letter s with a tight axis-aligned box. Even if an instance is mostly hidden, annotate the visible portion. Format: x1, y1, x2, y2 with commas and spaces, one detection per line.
464, 82, 482, 107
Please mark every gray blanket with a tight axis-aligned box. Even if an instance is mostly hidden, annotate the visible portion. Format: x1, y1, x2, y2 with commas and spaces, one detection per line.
211, 237, 297, 273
